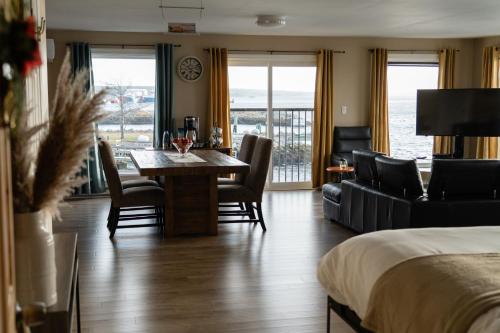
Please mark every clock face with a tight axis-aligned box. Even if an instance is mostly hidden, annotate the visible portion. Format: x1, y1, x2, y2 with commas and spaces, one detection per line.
177, 56, 203, 82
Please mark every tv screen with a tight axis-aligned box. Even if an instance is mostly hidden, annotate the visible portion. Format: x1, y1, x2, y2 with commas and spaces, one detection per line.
416, 88, 500, 136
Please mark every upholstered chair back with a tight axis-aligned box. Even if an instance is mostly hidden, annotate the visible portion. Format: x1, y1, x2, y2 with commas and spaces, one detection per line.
244, 137, 273, 201
352, 149, 383, 186
427, 159, 500, 200
332, 126, 372, 165
235, 134, 258, 183
98, 140, 123, 201
375, 155, 424, 198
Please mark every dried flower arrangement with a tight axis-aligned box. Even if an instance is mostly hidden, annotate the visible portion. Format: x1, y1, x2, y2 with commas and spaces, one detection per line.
1, 0, 109, 308
2, 0, 107, 218
10, 54, 107, 217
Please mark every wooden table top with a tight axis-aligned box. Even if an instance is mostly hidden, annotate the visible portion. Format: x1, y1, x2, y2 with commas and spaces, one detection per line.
326, 165, 354, 173
130, 149, 250, 177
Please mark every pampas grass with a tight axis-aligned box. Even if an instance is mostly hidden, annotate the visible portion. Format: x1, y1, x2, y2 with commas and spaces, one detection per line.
11, 53, 106, 217
10, 106, 45, 213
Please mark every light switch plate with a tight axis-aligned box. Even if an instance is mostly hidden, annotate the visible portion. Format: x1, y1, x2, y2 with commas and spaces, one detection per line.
341, 105, 347, 115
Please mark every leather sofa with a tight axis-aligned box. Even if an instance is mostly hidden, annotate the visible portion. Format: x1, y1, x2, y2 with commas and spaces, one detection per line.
324, 151, 500, 233
322, 127, 372, 221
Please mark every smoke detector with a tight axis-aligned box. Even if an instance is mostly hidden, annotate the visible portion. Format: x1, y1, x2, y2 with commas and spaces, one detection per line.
256, 15, 286, 28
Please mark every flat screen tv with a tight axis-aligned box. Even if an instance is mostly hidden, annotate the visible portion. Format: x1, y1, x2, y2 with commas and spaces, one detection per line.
416, 88, 500, 136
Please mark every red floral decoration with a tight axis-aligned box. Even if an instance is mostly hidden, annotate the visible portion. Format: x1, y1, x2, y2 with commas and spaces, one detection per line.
0, 15, 42, 78
21, 16, 42, 76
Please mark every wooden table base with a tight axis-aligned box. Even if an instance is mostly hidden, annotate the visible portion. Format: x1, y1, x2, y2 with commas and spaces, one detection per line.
164, 174, 218, 237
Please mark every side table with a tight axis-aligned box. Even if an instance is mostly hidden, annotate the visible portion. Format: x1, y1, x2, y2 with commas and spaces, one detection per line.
326, 166, 355, 182
32, 233, 80, 333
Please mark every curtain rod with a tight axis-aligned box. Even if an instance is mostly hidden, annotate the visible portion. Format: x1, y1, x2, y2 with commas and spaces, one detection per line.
369, 49, 460, 53
203, 48, 346, 54
65, 43, 181, 48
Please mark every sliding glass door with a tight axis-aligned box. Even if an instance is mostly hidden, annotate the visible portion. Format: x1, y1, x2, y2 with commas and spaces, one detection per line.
228, 54, 316, 189
227, 65, 268, 152
272, 66, 315, 187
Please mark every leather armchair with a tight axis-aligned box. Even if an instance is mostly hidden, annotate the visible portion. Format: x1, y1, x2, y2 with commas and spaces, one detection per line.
332, 126, 372, 166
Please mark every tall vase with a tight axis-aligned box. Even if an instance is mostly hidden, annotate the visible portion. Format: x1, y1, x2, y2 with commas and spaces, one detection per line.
14, 210, 57, 306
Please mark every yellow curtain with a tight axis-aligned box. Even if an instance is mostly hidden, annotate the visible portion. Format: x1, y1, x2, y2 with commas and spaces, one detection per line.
433, 48, 456, 155
208, 48, 231, 148
476, 46, 499, 159
312, 49, 334, 188
369, 48, 390, 155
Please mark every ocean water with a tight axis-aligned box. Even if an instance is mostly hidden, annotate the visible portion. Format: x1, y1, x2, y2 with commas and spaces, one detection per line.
389, 97, 433, 160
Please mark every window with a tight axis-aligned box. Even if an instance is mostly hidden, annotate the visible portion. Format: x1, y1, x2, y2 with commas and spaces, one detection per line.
388, 53, 439, 161
91, 48, 156, 172
228, 54, 316, 189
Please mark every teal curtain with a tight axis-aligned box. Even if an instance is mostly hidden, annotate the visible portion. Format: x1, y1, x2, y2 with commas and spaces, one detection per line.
69, 42, 106, 194
154, 44, 174, 148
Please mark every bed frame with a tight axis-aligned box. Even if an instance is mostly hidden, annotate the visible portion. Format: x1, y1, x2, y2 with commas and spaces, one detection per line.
327, 296, 374, 333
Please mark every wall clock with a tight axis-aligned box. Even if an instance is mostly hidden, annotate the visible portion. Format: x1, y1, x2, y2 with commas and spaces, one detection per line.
177, 56, 203, 82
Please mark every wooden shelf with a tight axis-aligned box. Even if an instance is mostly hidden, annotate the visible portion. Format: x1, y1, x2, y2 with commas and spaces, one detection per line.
32, 233, 80, 333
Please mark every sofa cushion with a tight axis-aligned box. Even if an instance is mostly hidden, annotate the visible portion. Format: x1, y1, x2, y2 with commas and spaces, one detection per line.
427, 159, 500, 200
375, 155, 424, 198
322, 182, 342, 203
353, 149, 382, 185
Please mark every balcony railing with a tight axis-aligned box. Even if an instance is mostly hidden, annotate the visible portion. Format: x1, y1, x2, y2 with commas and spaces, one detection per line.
230, 108, 313, 184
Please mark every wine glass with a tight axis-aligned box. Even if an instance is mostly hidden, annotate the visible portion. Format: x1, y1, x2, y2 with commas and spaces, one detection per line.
340, 159, 348, 170
172, 137, 193, 157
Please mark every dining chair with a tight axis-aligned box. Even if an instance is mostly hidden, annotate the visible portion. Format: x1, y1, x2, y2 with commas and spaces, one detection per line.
109, 176, 160, 224
99, 139, 162, 228
218, 134, 259, 211
218, 134, 258, 185
98, 140, 165, 239
218, 137, 273, 231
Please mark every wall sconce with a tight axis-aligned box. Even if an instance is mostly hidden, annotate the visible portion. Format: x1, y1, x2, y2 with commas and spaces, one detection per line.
36, 17, 46, 42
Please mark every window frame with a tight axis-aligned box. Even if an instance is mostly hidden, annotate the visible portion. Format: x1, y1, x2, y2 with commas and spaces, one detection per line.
387, 52, 439, 166
91, 47, 156, 175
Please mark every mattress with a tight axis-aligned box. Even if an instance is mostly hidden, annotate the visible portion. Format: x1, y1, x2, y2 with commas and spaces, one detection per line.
317, 226, 500, 333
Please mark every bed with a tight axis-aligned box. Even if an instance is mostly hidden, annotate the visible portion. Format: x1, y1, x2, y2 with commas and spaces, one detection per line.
317, 226, 500, 333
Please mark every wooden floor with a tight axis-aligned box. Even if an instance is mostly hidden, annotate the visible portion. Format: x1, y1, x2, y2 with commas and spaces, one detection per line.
57, 190, 356, 333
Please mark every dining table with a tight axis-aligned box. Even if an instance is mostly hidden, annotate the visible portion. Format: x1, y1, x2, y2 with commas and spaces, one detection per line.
130, 149, 250, 237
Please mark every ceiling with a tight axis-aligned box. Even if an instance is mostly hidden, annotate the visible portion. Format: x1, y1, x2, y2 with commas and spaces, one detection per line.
46, 0, 500, 38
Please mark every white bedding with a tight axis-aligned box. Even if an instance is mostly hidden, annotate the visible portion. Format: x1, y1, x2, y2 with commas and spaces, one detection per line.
317, 226, 500, 333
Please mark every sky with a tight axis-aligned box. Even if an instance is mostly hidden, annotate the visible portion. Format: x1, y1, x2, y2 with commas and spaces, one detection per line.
388, 65, 439, 97
92, 58, 156, 86
228, 66, 316, 92
228, 65, 437, 95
